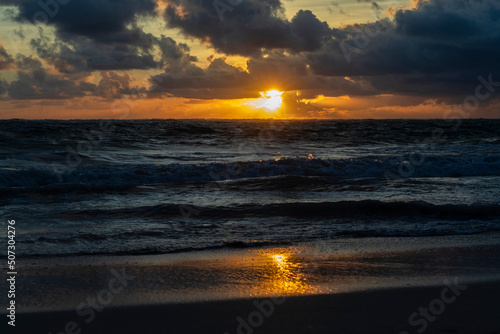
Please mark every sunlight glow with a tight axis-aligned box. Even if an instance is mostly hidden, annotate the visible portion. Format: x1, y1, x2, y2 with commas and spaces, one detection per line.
249, 90, 283, 112
272, 254, 286, 264
261, 90, 283, 111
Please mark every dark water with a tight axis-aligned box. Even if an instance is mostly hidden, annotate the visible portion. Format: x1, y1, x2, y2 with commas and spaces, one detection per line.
1, 119, 499, 257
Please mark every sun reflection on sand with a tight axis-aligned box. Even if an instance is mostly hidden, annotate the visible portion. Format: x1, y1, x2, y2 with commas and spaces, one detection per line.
259, 252, 315, 295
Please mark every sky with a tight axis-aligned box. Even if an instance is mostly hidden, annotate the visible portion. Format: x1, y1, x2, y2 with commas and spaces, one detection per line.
0, 0, 499, 119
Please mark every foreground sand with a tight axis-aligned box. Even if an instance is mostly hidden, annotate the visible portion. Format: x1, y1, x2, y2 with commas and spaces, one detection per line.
15, 281, 500, 334
6, 234, 500, 333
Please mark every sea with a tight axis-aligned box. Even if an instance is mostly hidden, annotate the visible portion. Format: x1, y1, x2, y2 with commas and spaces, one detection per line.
1, 119, 499, 258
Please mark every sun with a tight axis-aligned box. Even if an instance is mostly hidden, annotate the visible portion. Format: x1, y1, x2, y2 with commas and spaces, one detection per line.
260, 90, 283, 111
248, 90, 283, 112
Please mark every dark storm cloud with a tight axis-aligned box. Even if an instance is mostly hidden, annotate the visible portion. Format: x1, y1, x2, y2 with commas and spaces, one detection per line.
1, 0, 157, 41
165, 0, 331, 56
0, 1, 218, 73
4, 55, 144, 99
149, 56, 255, 99
30, 29, 159, 73
147, 0, 500, 100
0, 0, 162, 72
6, 55, 86, 99
157, 36, 199, 74
148, 36, 253, 98
149, 50, 377, 100
93, 71, 143, 98
28, 30, 201, 74
246, 52, 377, 96
395, 1, 482, 38
2, 0, 499, 101
307, 0, 500, 96
0, 78, 7, 96
0, 44, 14, 70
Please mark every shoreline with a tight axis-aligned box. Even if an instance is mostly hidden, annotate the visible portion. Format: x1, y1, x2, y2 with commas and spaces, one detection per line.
5, 234, 500, 313
3, 234, 500, 333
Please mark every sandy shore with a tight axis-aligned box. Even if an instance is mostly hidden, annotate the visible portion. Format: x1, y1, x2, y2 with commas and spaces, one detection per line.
4, 234, 500, 333
15, 281, 500, 334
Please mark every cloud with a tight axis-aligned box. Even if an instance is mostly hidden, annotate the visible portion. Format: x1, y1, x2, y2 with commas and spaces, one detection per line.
3, 55, 145, 100
307, 0, 500, 96
328, 2, 349, 16
93, 71, 143, 98
157, 35, 198, 73
371, 2, 382, 12
0, 1, 201, 74
0, 78, 7, 96
161, 0, 500, 99
0, 43, 14, 70
2, 0, 157, 41
30, 28, 159, 73
2, 0, 500, 106
395, 0, 482, 38
149, 50, 378, 100
149, 55, 254, 99
1, 0, 161, 72
245, 51, 377, 96
164, 0, 331, 56
6, 55, 86, 99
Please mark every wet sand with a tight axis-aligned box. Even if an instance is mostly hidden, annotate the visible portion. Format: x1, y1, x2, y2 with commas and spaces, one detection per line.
5, 234, 500, 333
15, 281, 500, 334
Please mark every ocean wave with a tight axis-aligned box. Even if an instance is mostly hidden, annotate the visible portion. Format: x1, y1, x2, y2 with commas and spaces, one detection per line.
2, 154, 500, 191
57, 200, 500, 220
19, 240, 294, 258
15, 199, 500, 258
19, 224, 499, 258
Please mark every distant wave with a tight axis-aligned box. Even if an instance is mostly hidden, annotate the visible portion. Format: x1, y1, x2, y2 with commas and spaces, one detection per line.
57, 200, 500, 220
2, 154, 500, 191
2, 119, 500, 149
20, 240, 295, 258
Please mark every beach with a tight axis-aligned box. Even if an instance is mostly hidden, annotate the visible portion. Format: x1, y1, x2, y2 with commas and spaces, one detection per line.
8, 233, 500, 333
17, 282, 500, 334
